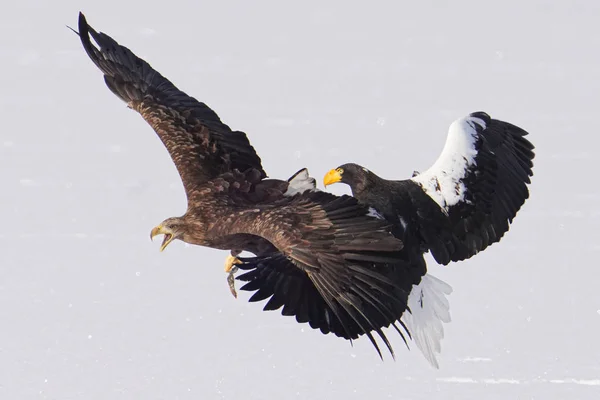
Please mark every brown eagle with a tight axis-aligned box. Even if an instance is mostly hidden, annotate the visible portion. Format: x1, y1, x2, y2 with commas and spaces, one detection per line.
74, 12, 425, 359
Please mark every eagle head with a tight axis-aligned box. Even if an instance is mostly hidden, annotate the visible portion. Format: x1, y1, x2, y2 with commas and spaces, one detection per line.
323, 163, 370, 188
150, 217, 187, 252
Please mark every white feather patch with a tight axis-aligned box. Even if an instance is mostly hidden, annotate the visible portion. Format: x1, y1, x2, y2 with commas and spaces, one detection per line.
401, 273, 453, 369
411, 116, 485, 212
398, 215, 408, 231
367, 207, 384, 219
285, 168, 317, 196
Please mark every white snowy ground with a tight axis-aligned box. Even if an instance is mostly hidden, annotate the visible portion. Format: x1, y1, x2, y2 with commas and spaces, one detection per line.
2, 1, 599, 399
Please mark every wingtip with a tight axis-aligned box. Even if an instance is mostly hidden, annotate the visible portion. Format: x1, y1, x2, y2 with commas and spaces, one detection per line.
75, 11, 101, 68
77, 11, 89, 40
66, 12, 86, 36
78, 11, 88, 34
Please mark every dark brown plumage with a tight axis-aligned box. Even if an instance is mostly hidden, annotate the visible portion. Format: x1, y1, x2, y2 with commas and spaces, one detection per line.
75, 12, 419, 359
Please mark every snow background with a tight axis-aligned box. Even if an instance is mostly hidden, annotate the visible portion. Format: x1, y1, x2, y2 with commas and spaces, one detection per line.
2, 1, 599, 399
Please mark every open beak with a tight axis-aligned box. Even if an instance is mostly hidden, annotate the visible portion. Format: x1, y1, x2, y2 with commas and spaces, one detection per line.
150, 225, 174, 252
323, 169, 342, 187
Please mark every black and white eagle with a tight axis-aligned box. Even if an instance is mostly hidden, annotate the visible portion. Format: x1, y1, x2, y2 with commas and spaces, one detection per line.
322, 112, 535, 366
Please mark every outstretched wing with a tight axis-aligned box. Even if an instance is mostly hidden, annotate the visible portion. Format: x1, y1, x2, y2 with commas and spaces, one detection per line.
75, 12, 266, 198
410, 111, 535, 264
208, 179, 412, 358
235, 253, 412, 349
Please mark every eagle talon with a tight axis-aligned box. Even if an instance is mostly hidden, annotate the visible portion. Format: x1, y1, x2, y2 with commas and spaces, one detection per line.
224, 254, 242, 273
224, 254, 242, 298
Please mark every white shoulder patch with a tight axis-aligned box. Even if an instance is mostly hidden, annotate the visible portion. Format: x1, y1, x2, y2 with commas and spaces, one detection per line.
401, 273, 453, 369
411, 115, 485, 212
285, 168, 317, 196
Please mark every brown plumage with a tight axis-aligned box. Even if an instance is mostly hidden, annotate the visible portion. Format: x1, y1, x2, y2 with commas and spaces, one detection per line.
75, 12, 417, 359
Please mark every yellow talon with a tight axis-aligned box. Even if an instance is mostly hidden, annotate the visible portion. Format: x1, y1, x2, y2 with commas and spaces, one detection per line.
225, 254, 243, 298
224, 254, 242, 273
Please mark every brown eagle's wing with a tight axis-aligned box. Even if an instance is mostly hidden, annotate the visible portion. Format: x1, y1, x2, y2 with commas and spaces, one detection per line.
235, 252, 415, 355
209, 177, 411, 358
75, 13, 266, 198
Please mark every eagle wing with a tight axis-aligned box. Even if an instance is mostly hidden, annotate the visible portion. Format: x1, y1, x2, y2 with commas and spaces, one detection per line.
76, 13, 417, 359
76, 13, 266, 199
235, 253, 412, 345
207, 178, 412, 358
410, 112, 535, 264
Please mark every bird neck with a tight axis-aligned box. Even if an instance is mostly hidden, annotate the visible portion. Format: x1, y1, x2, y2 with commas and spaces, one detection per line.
351, 171, 381, 198
174, 213, 209, 246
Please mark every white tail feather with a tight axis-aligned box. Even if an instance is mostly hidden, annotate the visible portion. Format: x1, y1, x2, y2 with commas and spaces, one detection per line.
402, 274, 453, 369
285, 168, 317, 196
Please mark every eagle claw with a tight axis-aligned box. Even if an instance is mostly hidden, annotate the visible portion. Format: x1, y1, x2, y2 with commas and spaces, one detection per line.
225, 254, 242, 298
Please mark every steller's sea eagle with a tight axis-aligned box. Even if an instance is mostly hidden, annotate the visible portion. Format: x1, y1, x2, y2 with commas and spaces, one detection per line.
73, 12, 450, 361
322, 112, 535, 366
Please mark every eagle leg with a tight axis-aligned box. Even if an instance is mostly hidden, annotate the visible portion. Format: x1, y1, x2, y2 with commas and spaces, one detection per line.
224, 253, 242, 273
224, 253, 242, 298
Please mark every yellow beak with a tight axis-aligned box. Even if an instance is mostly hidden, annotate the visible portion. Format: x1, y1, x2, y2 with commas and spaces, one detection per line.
150, 225, 174, 252
323, 169, 342, 187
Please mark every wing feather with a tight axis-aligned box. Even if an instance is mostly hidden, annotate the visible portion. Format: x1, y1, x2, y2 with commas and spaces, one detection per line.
76, 12, 266, 199
75, 12, 420, 360
410, 112, 535, 264
228, 191, 416, 358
